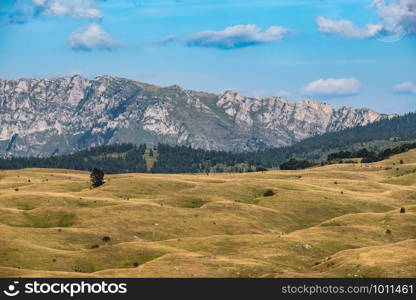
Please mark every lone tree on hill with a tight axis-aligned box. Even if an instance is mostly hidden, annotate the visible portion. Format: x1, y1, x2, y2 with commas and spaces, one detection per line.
90, 168, 105, 188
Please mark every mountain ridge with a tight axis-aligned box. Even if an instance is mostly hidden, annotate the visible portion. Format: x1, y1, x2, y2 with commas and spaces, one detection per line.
0, 75, 396, 157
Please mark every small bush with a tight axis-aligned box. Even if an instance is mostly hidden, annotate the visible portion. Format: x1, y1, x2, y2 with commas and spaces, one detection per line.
91, 244, 99, 249
90, 168, 105, 188
385, 229, 391, 234
132, 262, 139, 268
280, 158, 317, 170
256, 166, 268, 172
263, 189, 275, 197
400, 160, 404, 164
400, 207, 406, 213
102, 236, 111, 243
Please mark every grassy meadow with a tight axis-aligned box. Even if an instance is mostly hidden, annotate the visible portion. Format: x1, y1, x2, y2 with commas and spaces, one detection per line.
0, 150, 415, 278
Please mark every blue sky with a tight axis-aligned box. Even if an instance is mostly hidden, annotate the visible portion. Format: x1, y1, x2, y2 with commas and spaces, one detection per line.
0, 0, 415, 114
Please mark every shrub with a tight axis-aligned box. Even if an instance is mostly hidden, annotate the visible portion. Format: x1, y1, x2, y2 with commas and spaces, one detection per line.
400, 160, 404, 164
102, 236, 111, 243
256, 166, 268, 172
90, 168, 105, 188
263, 189, 275, 197
280, 158, 316, 170
132, 262, 139, 268
91, 244, 99, 249
385, 229, 391, 234
400, 207, 406, 213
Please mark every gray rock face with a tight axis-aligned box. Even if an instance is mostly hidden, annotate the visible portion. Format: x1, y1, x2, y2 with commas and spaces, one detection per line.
0, 75, 395, 157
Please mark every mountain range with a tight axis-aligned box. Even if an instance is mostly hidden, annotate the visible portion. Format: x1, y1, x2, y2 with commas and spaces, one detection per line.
0, 75, 396, 157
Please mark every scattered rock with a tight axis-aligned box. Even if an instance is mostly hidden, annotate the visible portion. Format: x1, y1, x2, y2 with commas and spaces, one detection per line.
302, 243, 312, 250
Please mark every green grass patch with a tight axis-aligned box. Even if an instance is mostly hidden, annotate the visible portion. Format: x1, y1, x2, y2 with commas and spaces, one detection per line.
320, 221, 345, 227
72, 263, 96, 273
178, 199, 208, 208
23, 211, 76, 228
59, 182, 89, 192
235, 198, 260, 205
16, 202, 36, 211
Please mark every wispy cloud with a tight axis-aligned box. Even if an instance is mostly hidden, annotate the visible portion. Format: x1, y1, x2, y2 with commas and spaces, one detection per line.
68, 24, 121, 51
185, 24, 290, 49
317, 0, 416, 40
152, 35, 178, 45
316, 16, 381, 40
33, 0, 103, 19
394, 82, 416, 95
302, 78, 362, 97
7, 0, 103, 23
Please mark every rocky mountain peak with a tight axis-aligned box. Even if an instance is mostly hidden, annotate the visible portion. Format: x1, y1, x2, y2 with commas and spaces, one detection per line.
219, 90, 249, 101
0, 75, 396, 157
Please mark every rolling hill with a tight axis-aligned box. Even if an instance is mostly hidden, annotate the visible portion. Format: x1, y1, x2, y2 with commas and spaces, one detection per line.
0, 150, 415, 278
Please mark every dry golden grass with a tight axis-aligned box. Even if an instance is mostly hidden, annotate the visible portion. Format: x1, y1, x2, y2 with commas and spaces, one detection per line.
0, 150, 415, 278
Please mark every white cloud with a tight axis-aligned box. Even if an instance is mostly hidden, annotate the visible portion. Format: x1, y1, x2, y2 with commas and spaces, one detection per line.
394, 82, 416, 94
374, 0, 416, 36
316, 16, 381, 39
317, 0, 416, 40
7, 0, 102, 24
68, 24, 121, 51
186, 24, 290, 49
302, 78, 362, 97
32, 0, 102, 19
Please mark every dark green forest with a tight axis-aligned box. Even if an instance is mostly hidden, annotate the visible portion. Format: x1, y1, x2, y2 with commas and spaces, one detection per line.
0, 112, 415, 174
0, 143, 148, 174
